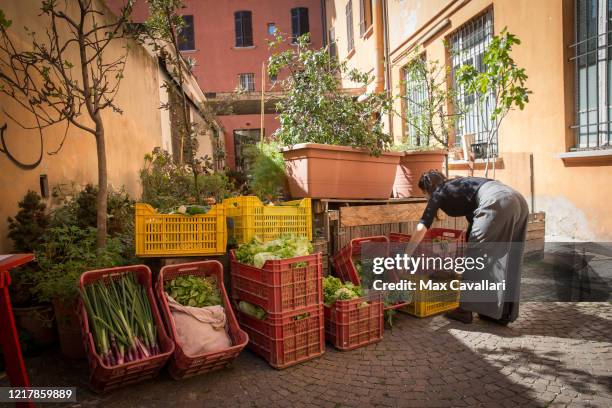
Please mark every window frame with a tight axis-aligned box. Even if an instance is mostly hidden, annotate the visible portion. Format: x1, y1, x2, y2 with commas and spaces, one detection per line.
238, 73, 255, 92
359, 0, 373, 36
178, 14, 195, 51
449, 8, 495, 155
402, 54, 430, 147
291, 7, 310, 43
346, 0, 355, 52
233, 128, 262, 171
234, 10, 254, 48
570, 0, 612, 150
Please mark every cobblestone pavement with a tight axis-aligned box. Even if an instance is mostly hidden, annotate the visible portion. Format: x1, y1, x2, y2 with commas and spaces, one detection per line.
5, 302, 611, 408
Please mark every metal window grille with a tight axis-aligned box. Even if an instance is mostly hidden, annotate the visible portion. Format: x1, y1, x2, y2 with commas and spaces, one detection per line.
404, 55, 429, 147
239, 73, 255, 92
234, 129, 262, 171
450, 9, 495, 154
346, 0, 355, 52
570, 0, 612, 150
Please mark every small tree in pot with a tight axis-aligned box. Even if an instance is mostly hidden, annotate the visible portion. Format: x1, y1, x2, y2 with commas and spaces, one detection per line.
455, 28, 531, 178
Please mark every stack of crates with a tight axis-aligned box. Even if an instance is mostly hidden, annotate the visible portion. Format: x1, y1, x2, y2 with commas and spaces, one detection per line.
230, 250, 325, 369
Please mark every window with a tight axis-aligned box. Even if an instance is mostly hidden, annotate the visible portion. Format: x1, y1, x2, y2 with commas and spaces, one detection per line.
346, 0, 354, 52
403, 55, 429, 147
359, 0, 373, 36
267, 23, 277, 35
235, 11, 253, 47
178, 15, 195, 51
450, 9, 495, 153
329, 27, 337, 59
571, 0, 612, 149
234, 129, 261, 170
238, 73, 255, 92
291, 7, 309, 42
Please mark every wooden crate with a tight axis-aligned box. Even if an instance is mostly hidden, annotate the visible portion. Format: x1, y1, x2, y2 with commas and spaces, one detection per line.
525, 212, 545, 259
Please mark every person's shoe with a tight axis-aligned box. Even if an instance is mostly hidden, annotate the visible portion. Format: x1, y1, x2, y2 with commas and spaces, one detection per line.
478, 313, 510, 326
445, 308, 473, 324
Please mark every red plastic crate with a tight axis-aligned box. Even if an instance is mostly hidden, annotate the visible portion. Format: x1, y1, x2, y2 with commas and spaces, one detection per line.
331, 236, 409, 311
389, 232, 411, 242
331, 236, 389, 286
324, 295, 384, 351
229, 250, 322, 314
78, 265, 174, 393
236, 303, 324, 369
156, 261, 249, 379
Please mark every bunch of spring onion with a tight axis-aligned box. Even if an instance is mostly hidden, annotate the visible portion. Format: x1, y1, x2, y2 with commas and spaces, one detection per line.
80, 273, 159, 366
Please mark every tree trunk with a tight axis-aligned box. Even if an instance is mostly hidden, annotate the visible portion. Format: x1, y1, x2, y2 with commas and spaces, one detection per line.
95, 120, 108, 248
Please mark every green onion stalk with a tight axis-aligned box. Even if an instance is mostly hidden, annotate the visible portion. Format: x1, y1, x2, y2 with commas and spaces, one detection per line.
80, 273, 159, 366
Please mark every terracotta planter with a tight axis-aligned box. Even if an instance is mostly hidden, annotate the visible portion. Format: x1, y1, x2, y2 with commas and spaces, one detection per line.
393, 150, 447, 198
282, 143, 402, 199
52, 297, 86, 359
13, 304, 57, 347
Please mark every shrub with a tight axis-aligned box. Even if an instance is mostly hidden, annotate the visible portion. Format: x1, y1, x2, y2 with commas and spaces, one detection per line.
7, 191, 50, 252
32, 226, 124, 302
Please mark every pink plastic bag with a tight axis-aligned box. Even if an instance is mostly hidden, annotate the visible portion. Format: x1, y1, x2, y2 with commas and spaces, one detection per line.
166, 293, 232, 357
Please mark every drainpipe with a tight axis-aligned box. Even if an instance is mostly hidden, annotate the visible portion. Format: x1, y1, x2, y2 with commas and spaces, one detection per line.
321, 0, 327, 47
381, 0, 393, 138
374, 0, 385, 93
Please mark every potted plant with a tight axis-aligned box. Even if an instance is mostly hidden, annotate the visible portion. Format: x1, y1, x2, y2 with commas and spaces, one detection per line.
7, 191, 57, 348
268, 34, 401, 199
394, 49, 458, 198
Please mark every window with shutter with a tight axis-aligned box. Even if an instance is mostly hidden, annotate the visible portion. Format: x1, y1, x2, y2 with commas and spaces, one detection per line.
346, 1, 354, 51
234, 11, 253, 47
359, 0, 373, 36
178, 15, 195, 51
291, 7, 309, 43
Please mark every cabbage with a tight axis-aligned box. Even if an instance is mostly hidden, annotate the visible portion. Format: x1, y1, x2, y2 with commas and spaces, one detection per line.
235, 234, 313, 267
253, 252, 280, 268
323, 276, 363, 305
238, 301, 267, 320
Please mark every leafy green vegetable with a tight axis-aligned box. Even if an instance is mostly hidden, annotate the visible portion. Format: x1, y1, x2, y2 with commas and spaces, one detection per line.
238, 301, 267, 320
235, 234, 313, 268
164, 275, 222, 308
323, 276, 364, 306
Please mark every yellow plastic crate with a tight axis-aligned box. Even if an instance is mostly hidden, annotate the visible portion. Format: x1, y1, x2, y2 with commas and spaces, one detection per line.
223, 196, 312, 244
135, 203, 227, 257
401, 277, 460, 318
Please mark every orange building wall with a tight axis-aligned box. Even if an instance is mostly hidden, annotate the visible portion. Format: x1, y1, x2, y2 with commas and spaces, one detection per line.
385, 0, 612, 241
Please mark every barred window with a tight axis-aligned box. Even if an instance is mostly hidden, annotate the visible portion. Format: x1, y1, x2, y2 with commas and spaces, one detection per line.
571, 0, 612, 149
450, 9, 495, 154
329, 27, 338, 59
238, 73, 255, 92
346, 0, 355, 52
403, 55, 429, 147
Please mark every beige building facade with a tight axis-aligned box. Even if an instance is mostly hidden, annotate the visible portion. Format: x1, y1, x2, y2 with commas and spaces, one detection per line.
326, 0, 612, 241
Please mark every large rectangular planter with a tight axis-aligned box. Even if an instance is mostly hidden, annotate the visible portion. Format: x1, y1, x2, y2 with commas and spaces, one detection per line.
282, 143, 402, 199
392, 150, 447, 198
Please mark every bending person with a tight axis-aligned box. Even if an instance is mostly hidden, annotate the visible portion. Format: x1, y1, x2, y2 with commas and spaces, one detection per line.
407, 170, 529, 324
